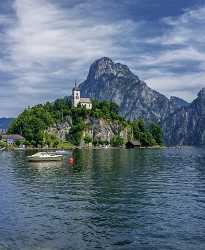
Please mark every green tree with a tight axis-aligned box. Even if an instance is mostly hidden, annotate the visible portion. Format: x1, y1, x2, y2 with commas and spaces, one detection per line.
67, 121, 85, 146
111, 135, 124, 146
149, 123, 164, 145
84, 135, 92, 144
15, 140, 21, 147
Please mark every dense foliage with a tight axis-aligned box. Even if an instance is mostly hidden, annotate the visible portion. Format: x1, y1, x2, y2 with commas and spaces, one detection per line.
8, 97, 72, 147
148, 123, 164, 145
8, 97, 163, 147
131, 120, 163, 146
91, 99, 127, 126
111, 135, 124, 146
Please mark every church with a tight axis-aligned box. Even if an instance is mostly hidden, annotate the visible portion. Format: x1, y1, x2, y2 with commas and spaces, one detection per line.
72, 83, 92, 110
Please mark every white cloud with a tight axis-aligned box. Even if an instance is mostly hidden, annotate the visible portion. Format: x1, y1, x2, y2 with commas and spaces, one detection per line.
132, 5, 205, 100
7, 0, 136, 66
147, 73, 205, 102
147, 6, 205, 46
0, 0, 205, 116
137, 47, 205, 67
0, 0, 138, 116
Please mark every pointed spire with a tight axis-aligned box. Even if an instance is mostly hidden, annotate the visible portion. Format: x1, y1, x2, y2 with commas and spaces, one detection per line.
73, 81, 80, 91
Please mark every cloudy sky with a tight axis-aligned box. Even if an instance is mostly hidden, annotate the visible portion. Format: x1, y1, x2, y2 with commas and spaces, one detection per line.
0, 0, 205, 117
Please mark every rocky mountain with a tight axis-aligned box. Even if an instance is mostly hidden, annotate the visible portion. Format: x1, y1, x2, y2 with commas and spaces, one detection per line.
80, 57, 189, 123
79, 57, 205, 145
163, 89, 205, 145
169, 96, 189, 110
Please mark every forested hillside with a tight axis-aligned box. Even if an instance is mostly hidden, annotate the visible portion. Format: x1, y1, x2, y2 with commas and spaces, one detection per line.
8, 98, 163, 148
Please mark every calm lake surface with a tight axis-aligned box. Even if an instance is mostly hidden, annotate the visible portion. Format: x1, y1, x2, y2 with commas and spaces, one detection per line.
0, 148, 205, 250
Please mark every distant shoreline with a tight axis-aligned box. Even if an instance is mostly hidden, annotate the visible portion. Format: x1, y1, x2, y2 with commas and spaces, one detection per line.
2, 145, 198, 152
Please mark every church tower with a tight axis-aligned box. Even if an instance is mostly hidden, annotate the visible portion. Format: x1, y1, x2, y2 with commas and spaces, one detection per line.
72, 82, 80, 107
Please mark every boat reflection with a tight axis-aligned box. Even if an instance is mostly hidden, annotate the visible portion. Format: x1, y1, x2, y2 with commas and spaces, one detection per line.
29, 161, 64, 171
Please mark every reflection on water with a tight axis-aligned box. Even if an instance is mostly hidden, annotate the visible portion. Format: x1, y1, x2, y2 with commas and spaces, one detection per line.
0, 148, 205, 250
29, 161, 64, 171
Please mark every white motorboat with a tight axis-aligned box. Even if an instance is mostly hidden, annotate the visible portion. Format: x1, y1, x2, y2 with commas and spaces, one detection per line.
27, 152, 63, 162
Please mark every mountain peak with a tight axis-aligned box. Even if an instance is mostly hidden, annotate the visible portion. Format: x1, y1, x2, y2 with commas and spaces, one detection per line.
170, 96, 189, 108
87, 57, 138, 81
80, 57, 205, 145
198, 88, 205, 99
95, 57, 113, 65
87, 57, 114, 81
80, 57, 177, 123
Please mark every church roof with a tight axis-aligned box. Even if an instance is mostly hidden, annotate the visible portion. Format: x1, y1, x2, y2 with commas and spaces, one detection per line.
72, 86, 80, 91
2, 134, 25, 141
80, 98, 92, 103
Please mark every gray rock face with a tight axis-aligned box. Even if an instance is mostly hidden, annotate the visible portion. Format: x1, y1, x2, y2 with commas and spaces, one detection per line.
46, 118, 72, 141
169, 96, 189, 110
79, 57, 205, 145
47, 116, 129, 145
89, 117, 129, 143
80, 57, 188, 123
163, 88, 205, 145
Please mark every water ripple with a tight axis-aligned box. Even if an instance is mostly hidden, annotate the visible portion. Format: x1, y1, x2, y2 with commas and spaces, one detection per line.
0, 148, 205, 250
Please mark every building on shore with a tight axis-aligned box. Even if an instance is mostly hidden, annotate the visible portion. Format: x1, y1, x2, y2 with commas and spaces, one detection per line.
1, 134, 25, 145
72, 83, 92, 110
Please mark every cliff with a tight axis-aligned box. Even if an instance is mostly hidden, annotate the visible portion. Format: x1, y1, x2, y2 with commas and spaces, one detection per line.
79, 57, 205, 145
162, 88, 205, 145
80, 57, 189, 123
47, 116, 130, 147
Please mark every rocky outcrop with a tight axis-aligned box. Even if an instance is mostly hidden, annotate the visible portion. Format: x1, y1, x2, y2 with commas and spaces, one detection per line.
88, 117, 129, 143
46, 119, 72, 141
47, 116, 130, 145
80, 57, 188, 123
162, 89, 205, 145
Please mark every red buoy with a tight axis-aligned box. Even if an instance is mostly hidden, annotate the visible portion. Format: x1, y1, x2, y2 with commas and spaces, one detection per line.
68, 157, 75, 165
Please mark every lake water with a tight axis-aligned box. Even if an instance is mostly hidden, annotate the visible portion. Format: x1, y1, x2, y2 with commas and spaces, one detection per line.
0, 148, 205, 250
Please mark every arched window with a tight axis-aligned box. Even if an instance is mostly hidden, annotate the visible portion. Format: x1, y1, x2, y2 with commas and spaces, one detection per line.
76, 93, 79, 99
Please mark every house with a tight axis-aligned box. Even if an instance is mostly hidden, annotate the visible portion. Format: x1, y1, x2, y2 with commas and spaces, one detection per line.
1, 134, 25, 145
126, 140, 141, 149
72, 83, 92, 110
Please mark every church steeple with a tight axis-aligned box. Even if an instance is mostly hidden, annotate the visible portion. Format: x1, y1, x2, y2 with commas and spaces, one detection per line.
73, 81, 80, 91
71, 82, 92, 109
72, 82, 80, 107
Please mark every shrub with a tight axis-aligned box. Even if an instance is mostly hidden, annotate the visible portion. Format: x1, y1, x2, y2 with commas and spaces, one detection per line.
15, 140, 21, 147
111, 135, 124, 146
148, 123, 164, 145
84, 135, 92, 144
